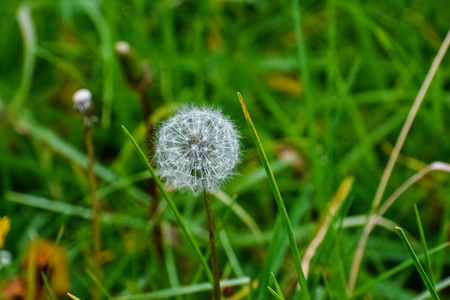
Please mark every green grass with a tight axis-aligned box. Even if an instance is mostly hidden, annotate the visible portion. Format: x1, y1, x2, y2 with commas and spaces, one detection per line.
0, 0, 450, 299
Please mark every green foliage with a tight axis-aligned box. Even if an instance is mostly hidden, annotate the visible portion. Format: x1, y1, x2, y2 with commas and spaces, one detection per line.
395, 226, 439, 300
0, 0, 449, 299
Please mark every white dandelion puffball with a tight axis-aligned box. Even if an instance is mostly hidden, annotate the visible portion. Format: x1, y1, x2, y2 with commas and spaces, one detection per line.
72, 89, 92, 114
155, 105, 240, 194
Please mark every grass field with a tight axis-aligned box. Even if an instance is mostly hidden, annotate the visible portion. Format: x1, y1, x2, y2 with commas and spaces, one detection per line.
0, 0, 449, 299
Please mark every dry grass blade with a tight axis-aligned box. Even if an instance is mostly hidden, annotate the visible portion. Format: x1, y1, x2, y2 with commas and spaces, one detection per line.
350, 161, 450, 294
348, 28, 450, 295
302, 176, 353, 276
67, 293, 81, 300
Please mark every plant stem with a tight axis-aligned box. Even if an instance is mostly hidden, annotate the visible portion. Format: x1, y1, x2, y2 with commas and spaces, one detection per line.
115, 44, 163, 256
85, 126, 101, 300
140, 90, 163, 257
203, 191, 221, 300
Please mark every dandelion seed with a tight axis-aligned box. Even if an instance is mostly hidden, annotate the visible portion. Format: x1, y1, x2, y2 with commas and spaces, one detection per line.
155, 105, 240, 194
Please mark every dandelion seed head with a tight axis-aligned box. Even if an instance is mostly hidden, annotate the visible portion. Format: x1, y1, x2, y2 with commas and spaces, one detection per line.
115, 41, 131, 56
72, 89, 92, 114
155, 105, 240, 194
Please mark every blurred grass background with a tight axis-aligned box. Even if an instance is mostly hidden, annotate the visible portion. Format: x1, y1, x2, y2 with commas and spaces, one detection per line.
0, 0, 449, 299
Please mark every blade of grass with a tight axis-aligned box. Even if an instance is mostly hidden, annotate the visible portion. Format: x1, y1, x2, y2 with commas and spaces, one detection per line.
413, 277, 450, 300
237, 92, 310, 299
67, 293, 81, 300
395, 226, 439, 300
302, 177, 353, 276
270, 272, 285, 299
12, 111, 148, 204
163, 223, 182, 300
352, 243, 448, 297
254, 185, 311, 300
86, 269, 113, 300
41, 272, 57, 300
414, 204, 434, 285
291, 0, 324, 209
10, 3, 36, 111
268, 287, 285, 300
45, 223, 65, 282
348, 28, 450, 294
26, 238, 37, 300
80, 3, 114, 128
436, 193, 449, 281
114, 277, 251, 300
121, 125, 214, 284
219, 229, 244, 278
214, 191, 264, 246
5, 191, 146, 228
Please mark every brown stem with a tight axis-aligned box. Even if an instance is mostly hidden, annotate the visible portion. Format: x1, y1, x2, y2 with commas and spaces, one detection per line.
85, 127, 101, 300
203, 191, 221, 300
116, 44, 163, 256
140, 90, 163, 257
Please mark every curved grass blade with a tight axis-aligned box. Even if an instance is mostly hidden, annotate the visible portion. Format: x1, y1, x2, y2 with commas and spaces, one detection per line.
352, 243, 448, 297
270, 272, 285, 299
86, 269, 113, 300
10, 3, 36, 111
114, 277, 250, 300
5, 191, 146, 228
413, 276, 450, 300
121, 125, 213, 284
414, 204, 434, 285
237, 92, 310, 299
395, 226, 439, 300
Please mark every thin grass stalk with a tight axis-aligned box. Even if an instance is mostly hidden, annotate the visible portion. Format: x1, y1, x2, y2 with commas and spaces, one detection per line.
121, 125, 214, 284
115, 43, 163, 256
291, 0, 324, 208
26, 239, 37, 300
347, 28, 450, 295
414, 204, 435, 285
203, 191, 221, 300
349, 162, 450, 296
85, 126, 102, 300
395, 227, 440, 300
238, 92, 310, 299
11, 4, 36, 111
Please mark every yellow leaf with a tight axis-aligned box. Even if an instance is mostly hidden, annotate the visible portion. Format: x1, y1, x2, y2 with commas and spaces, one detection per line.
67, 293, 81, 300
0, 216, 10, 248
266, 74, 302, 96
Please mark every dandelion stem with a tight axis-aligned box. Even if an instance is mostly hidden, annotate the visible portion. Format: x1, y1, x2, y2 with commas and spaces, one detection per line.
203, 191, 221, 300
85, 126, 101, 300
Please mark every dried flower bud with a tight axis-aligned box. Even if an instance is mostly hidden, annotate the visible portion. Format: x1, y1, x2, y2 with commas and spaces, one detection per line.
0, 250, 11, 269
155, 105, 240, 194
72, 89, 92, 115
115, 41, 131, 57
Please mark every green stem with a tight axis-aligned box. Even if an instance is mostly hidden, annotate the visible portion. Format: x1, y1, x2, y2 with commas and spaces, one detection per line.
238, 93, 310, 299
203, 191, 221, 300
122, 125, 214, 284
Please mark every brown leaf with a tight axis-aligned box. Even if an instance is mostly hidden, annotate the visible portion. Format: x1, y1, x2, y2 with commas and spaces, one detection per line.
1, 277, 27, 300
24, 239, 70, 295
